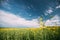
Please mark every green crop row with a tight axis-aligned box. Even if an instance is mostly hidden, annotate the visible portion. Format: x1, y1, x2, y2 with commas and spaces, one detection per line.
0, 27, 60, 40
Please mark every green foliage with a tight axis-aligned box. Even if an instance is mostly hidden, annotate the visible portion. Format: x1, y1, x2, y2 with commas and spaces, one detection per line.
0, 27, 60, 40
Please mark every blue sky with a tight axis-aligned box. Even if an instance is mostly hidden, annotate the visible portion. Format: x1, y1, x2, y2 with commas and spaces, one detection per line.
0, 0, 60, 28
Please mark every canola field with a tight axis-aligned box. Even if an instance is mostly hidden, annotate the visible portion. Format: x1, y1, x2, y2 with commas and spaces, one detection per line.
0, 26, 60, 40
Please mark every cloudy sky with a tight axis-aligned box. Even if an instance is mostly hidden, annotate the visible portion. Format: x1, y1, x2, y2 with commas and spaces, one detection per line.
0, 0, 60, 28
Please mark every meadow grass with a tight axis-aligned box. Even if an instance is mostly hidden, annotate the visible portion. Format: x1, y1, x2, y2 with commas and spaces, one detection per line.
0, 26, 60, 40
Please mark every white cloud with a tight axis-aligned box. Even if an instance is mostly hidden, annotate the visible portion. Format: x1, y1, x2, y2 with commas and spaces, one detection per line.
44, 13, 48, 16
29, 14, 32, 16
1, 0, 11, 10
6, 0, 9, 2
45, 15, 60, 26
28, 6, 31, 9
56, 5, 60, 9
45, 7, 53, 16
46, 7, 53, 14
0, 10, 39, 28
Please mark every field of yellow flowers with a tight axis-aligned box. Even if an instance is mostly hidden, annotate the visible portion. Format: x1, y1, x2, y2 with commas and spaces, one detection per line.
0, 26, 60, 40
